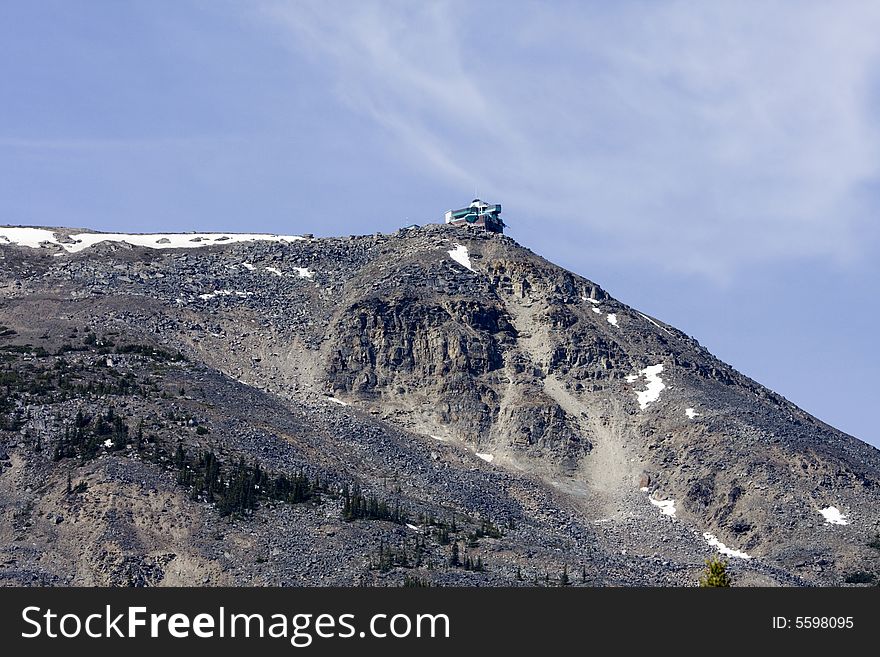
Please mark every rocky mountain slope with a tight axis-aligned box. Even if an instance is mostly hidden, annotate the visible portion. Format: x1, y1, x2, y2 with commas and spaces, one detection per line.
1, 223, 878, 586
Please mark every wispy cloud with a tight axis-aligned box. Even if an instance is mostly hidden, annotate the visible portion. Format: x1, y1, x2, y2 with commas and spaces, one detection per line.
258, 0, 880, 278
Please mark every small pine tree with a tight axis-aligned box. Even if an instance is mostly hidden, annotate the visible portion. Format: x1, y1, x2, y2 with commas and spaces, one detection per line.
560, 565, 570, 586
449, 542, 460, 567
699, 556, 732, 587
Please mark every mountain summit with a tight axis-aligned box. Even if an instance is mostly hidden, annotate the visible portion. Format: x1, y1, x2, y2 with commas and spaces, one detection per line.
1, 224, 877, 586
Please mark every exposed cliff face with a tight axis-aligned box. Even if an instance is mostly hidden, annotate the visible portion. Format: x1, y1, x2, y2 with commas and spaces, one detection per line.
1, 223, 878, 586
325, 282, 588, 461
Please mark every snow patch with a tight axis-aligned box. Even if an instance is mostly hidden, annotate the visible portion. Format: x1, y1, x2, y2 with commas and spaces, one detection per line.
293, 267, 314, 279
819, 506, 849, 525
638, 312, 674, 336
448, 244, 474, 271
685, 408, 699, 419
241, 263, 255, 271
606, 313, 618, 327
103, 439, 114, 449
628, 364, 666, 409
582, 296, 601, 304
649, 494, 677, 518
703, 532, 751, 559
0, 227, 306, 252
592, 307, 602, 314
406, 523, 421, 532
326, 397, 348, 407
430, 435, 447, 442
0, 227, 61, 248
198, 290, 251, 301
265, 267, 283, 277
476, 453, 494, 463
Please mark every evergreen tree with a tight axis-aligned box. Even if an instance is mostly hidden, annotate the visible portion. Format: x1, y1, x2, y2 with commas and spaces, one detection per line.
560, 565, 570, 586
449, 542, 460, 567
402, 575, 432, 588
699, 556, 732, 587
341, 483, 403, 523
53, 425, 69, 461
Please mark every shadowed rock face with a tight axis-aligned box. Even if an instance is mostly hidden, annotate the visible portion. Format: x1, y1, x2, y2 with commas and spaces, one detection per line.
0, 223, 878, 587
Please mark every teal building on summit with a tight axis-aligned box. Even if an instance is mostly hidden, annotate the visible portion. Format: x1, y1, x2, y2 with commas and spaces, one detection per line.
444, 199, 504, 233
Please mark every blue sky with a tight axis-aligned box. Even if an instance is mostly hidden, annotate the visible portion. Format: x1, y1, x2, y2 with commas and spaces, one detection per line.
2, 1, 878, 447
